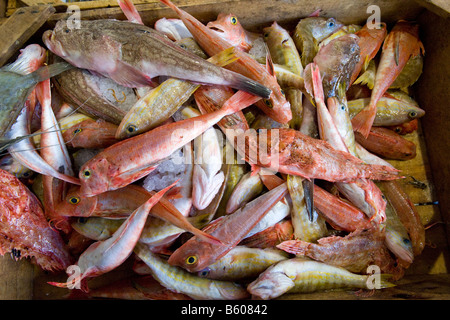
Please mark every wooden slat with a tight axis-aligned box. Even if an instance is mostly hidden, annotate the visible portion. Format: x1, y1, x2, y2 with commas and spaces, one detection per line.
414, 0, 450, 18
0, 5, 55, 67
0, 0, 6, 17
0, 255, 34, 299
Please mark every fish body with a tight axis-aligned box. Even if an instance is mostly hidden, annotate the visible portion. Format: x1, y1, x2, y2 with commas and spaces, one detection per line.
0, 169, 72, 271
349, 22, 387, 85
154, 17, 193, 41
134, 243, 250, 300
247, 257, 394, 299
293, 16, 344, 67
159, 0, 291, 124
239, 219, 294, 248
348, 97, 424, 126
242, 127, 400, 182
197, 246, 288, 281
351, 20, 424, 138
79, 90, 260, 196
43, 19, 271, 99
167, 182, 288, 272
225, 171, 263, 214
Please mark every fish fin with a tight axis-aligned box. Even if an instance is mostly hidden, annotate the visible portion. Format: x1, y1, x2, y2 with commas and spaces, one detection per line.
221, 90, 262, 116
363, 55, 371, 71
394, 38, 400, 67
263, 42, 276, 78
31, 62, 74, 83
351, 104, 377, 139
302, 178, 315, 222
109, 60, 156, 88
117, 0, 144, 25
311, 63, 325, 104
276, 239, 309, 255
207, 47, 239, 67
377, 274, 396, 289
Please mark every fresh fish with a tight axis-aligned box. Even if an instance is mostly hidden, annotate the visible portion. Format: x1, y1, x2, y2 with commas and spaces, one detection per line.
79, 90, 260, 197
0, 46, 73, 138
239, 219, 294, 248
247, 257, 394, 299
62, 118, 120, 149
0, 154, 33, 178
354, 126, 416, 160
348, 97, 425, 126
115, 46, 239, 139
293, 16, 344, 67
158, 0, 291, 124
349, 22, 387, 85
154, 18, 193, 41
277, 227, 387, 273
377, 180, 425, 257
197, 246, 288, 281
225, 171, 263, 214
167, 182, 288, 272
207, 13, 260, 52
263, 21, 304, 130
241, 127, 400, 182
351, 20, 425, 138
43, 19, 271, 99
72, 217, 124, 241
48, 182, 175, 292
287, 174, 327, 242
134, 243, 250, 300
0, 169, 72, 271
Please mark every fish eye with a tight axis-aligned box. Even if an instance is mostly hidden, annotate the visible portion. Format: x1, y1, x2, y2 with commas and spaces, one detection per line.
230, 16, 238, 25
327, 20, 335, 28
264, 99, 273, 108
69, 196, 80, 205
78, 217, 87, 223
198, 268, 210, 277
73, 128, 82, 135
186, 255, 198, 265
22, 171, 31, 177
408, 111, 418, 118
394, 127, 402, 133
341, 105, 346, 110
82, 170, 91, 178
127, 125, 137, 134
179, 44, 187, 49
280, 89, 285, 96
264, 32, 269, 38
403, 238, 411, 245
64, 28, 70, 33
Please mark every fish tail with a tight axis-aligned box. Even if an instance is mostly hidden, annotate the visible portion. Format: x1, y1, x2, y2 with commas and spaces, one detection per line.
276, 240, 309, 255
31, 62, 74, 83
117, 0, 144, 24
378, 274, 396, 289
225, 71, 272, 98
221, 90, 262, 116
351, 103, 377, 139
207, 47, 239, 67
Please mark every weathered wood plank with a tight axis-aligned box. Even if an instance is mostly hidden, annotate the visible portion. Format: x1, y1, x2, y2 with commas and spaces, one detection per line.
0, 255, 34, 299
0, 5, 55, 67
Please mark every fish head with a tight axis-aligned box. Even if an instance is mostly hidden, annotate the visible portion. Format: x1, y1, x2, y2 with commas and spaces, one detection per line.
167, 239, 214, 273
247, 269, 294, 300
406, 105, 425, 121
385, 230, 414, 264
55, 185, 98, 217
302, 17, 344, 42
16, 44, 47, 74
79, 157, 113, 197
43, 20, 120, 73
207, 13, 251, 51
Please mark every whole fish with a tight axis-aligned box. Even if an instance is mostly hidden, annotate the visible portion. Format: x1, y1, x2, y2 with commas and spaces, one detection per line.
0, 56, 73, 139
293, 16, 344, 67
351, 20, 425, 138
79, 90, 260, 197
167, 182, 288, 272
48, 182, 175, 292
43, 19, 271, 99
0, 169, 72, 271
349, 22, 387, 85
277, 227, 387, 273
247, 257, 394, 299
354, 126, 416, 160
197, 246, 288, 281
134, 243, 250, 300
241, 127, 400, 182
348, 97, 425, 126
159, 0, 291, 124
115, 46, 239, 139
207, 13, 260, 52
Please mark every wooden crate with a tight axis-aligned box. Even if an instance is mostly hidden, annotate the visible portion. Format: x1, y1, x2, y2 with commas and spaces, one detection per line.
0, 0, 449, 300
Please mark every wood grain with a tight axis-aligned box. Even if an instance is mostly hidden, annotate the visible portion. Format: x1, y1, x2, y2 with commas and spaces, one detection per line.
0, 5, 55, 67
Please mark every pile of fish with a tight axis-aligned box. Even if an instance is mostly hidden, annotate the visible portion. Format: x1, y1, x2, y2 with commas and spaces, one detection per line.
0, 0, 428, 300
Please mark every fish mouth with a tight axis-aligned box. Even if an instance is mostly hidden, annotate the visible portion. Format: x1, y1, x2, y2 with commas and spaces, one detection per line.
42, 30, 68, 57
